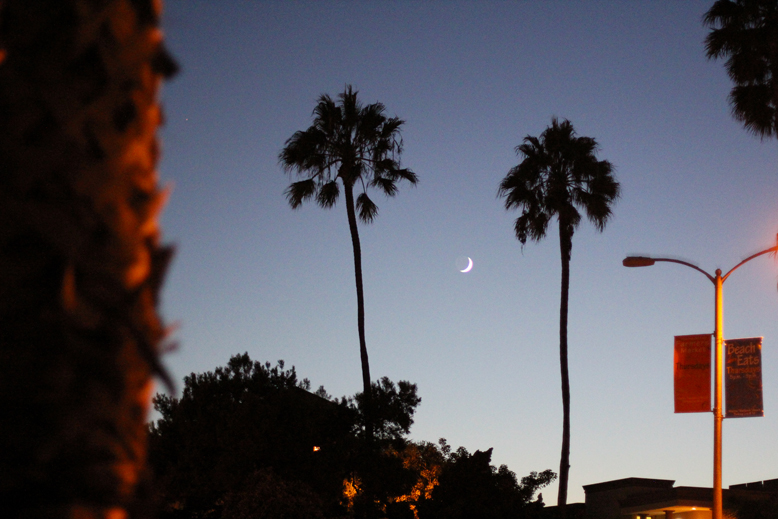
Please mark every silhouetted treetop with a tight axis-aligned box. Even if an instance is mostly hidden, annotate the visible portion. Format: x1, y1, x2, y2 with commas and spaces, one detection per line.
704, 0, 778, 139
352, 377, 421, 442
498, 117, 619, 247
416, 440, 555, 519
280, 85, 417, 223
149, 354, 355, 518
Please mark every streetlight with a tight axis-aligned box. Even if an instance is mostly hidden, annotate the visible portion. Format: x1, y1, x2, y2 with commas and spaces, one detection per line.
623, 242, 778, 519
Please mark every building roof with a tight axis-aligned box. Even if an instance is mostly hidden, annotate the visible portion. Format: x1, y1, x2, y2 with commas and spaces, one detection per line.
583, 477, 675, 494
584, 477, 778, 517
729, 478, 778, 492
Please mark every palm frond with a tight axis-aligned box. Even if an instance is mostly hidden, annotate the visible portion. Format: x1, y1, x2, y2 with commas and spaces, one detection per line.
313, 94, 338, 130
380, 117, 404, 142
356, 192, 378, 223
372, 160, 418, 185
703, 0, 778, 138
515, 210, 550, 246
517, 135, 543, 158
370, 176, 397, 197
394, 167, 418, 185
498, 161, 545, 212
284, 179, 316, 209
340, 85, 362, 132
730, 83, 775, 138
313, 93, 335, 113
316, 180, 340, 208
577, 191, 614, 231
279, 128, 327, 174
703, 0, 741, 58
359, 103, 387, 137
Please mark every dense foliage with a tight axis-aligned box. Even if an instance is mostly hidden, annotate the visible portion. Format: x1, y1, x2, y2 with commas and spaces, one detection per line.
415, 441, 555, 519
148, 354, 554, 519
149, 354, 356, 517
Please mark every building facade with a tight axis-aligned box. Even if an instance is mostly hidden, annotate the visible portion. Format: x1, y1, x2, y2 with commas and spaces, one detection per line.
582, 477, 778, 519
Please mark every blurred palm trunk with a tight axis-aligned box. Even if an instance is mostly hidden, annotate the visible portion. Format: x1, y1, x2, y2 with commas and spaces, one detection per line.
0, 1, 175, 518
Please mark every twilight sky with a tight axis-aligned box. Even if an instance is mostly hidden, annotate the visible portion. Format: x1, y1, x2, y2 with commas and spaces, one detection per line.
155, 1, 778, 504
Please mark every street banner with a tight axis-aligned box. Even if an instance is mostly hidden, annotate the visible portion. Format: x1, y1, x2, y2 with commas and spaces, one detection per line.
674, 334, 712, 413
725, 337, 763, 418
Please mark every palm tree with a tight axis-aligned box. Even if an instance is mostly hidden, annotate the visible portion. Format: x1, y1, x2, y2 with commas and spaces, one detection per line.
0, 1, 175, 517
279, 85, 417, 444
703, 0, 778, 140
497, 118, 620, 511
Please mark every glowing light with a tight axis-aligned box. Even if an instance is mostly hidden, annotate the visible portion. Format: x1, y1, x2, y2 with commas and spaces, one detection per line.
342, 477, 361, 510
313, 446, 320, 452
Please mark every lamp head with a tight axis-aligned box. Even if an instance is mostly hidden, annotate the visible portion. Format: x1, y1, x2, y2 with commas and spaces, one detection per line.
623, 256, 655, 267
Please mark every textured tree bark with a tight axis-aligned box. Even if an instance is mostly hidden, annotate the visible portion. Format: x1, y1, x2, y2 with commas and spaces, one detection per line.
0, 1, 175, 517
556, 222, 573, 514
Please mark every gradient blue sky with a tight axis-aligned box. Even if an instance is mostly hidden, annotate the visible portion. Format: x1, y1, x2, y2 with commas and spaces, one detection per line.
156, 1, 778, 504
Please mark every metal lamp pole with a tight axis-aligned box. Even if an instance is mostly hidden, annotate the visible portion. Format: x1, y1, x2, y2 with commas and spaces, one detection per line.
623, 242, 778, 519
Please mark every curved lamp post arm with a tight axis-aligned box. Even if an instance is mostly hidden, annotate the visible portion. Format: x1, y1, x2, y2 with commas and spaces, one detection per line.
722, 245, 778, 282
653, 258, 716, 284
623, 256, 715, 283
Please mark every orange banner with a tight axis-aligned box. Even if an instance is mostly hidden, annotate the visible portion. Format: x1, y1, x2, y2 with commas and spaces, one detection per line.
674, 334, 712, 413
725, 337, 763, 418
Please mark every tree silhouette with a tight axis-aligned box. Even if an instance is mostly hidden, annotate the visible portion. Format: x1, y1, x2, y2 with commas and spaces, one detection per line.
148, 353, 423, 518
703, 0, 778, 140
415, 441, 555, 519
279, 85, 417, 444
149, 354, 356, 518
497, 118, 619, 511
0, 1, 175, 517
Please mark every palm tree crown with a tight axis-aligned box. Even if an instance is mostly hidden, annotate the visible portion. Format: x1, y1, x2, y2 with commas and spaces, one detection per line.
704, 0, 778, 139
280, 85, 418, 221
498, 117, 619, 245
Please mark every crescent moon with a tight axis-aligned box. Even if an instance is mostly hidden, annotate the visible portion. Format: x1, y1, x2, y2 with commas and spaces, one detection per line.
460, 257, 473, 273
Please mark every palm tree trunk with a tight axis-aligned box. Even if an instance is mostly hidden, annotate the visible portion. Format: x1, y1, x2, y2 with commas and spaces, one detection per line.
343, 183, 377, 519
0, 1, 174, 517
343, 183, 374, 443
557, 222, 573, 512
